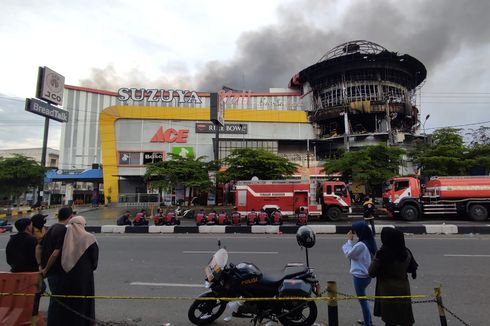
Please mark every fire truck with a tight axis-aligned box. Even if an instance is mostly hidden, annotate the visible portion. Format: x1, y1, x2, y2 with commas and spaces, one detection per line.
235, 179, 351, 221
383, 176, 490, 221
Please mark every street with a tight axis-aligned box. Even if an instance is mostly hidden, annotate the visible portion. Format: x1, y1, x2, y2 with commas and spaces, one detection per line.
1, 232, 490, 325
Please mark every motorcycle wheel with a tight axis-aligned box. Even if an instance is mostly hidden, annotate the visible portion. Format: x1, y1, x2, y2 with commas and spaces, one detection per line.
278, 300, 317, 326
188, 291, 227, 325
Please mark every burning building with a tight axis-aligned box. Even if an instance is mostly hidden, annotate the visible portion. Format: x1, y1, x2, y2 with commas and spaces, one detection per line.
289, 40, 427, 156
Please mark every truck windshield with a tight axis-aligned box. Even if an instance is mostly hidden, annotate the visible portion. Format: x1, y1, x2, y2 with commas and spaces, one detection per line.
383, 180, 393, 192
334, 185, 347, 196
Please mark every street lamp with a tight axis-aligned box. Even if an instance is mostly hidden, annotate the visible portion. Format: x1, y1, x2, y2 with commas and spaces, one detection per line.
422, 114, 430, 135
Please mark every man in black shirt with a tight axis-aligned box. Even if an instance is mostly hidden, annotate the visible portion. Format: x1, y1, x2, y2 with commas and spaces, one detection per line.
6, 218, 38, 272
38, 206, 73, 326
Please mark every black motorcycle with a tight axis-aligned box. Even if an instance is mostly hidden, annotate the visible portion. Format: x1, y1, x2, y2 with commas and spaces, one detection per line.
188, 226, 320, 326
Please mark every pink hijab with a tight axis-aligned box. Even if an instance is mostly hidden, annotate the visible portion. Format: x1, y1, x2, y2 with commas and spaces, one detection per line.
61, 216, 97, 273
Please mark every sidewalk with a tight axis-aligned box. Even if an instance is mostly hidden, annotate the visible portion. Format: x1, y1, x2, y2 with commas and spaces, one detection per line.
1, 205, 488, 235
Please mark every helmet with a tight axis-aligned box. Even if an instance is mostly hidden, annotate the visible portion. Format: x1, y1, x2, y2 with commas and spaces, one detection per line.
296, 226, 316, 248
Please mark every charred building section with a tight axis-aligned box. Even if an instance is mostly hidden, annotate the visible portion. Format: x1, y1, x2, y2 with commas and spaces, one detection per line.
289, 40, 426, 157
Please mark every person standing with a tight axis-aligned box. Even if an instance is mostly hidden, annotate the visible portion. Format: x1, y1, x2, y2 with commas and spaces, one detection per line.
60, 215, 99, 326
369, 227, 418, 326
31, 213, 49, 243
38, 206, 73, 326
363, 196, 376, 236
6, 218, 38, 272
342, 221, 377, 326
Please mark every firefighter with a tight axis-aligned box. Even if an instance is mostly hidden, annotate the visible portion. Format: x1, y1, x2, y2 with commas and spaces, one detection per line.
195, 209, 206, 225
363, 195, 376, 235
206, 210, 217, 225
257, 208, 270, 225
231, 207, 241, 225
270, 208, 283, 225
217, 210, 230, 225
134, 209, 149, 226
247, 208, 258, 226
153, 208, 164, 225
296, 207, 308, 226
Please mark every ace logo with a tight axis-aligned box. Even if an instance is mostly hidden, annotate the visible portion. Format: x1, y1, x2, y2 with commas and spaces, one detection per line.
150, 127, 189, 143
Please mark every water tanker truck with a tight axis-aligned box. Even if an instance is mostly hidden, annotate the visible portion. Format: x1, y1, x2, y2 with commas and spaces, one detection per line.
382, 176, 490, 221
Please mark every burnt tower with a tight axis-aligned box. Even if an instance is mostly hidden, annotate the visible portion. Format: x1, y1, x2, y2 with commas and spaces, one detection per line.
289, 40, 427, 157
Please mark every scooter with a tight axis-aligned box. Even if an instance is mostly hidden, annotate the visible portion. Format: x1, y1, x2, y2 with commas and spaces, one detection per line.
188, 226, 320, 326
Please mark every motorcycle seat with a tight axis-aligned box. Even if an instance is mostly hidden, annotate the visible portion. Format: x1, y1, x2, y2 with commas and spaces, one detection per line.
259, 266, 308, 286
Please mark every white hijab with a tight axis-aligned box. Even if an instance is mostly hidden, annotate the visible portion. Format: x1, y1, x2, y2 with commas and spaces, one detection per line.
61, 216, 97, 273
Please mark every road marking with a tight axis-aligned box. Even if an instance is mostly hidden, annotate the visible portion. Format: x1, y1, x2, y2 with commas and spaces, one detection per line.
183, 250, 278, 254
130, 282, 203, 288
444, 254, 490, 257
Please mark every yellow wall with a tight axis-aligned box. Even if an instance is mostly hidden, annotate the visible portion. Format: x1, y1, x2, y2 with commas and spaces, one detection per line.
100, 106, 309, 203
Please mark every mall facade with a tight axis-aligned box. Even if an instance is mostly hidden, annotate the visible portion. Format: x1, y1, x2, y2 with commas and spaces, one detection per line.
58, 41, 427, 203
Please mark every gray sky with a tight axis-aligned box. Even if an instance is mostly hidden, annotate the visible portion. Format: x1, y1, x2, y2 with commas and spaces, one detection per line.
1, 0, 489, 149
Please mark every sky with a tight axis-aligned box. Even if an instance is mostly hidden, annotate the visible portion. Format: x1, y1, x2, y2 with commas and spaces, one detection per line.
1, 0, 490, 150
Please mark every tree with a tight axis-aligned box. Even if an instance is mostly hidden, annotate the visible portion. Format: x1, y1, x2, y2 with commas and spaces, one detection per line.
323, 145, 405, 196
465, 126, 490, 174
410, 128, 467, 177
218, 148, 298, 183
144, 154, 213, 205
0, 155, 44, 206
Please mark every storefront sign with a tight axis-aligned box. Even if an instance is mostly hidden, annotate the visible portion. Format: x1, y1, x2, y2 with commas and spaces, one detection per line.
143, 152, 165, 164
172, 147, 194, 158
25, 98, 69, 122
150, 127, 189, 143
117, 88, 202, 104
195, 123, 248, 134
36, 67, 65, 106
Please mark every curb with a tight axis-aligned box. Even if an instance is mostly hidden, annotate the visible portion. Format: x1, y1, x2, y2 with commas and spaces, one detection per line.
3, 223, 487, 235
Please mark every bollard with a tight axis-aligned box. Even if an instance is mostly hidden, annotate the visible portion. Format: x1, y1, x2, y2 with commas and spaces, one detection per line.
434, 286, 448, 326
327, 281, 339, 326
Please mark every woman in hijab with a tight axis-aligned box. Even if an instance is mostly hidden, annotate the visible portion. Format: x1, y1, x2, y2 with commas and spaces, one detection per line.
342, 221, 377, 326
369, 227, 418, 326
60, 216, 99, 326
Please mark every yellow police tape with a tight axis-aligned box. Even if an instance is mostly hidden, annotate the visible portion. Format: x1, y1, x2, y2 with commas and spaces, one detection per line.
0, 292, 432, 301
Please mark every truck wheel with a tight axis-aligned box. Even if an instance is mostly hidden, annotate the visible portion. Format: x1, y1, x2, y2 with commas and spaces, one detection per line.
469, 204, 488, 221
400, 205, 419, 221
327, 207, 342, 221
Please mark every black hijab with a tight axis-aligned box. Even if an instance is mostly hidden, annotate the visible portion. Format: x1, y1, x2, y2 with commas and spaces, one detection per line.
378, 227, 408, 262
378, 227, 418, 278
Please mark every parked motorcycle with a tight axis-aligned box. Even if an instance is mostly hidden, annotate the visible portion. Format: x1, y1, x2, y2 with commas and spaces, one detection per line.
188, 226, 320, 325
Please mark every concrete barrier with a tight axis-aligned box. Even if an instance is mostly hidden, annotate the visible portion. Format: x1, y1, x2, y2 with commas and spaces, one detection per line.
198, 225, 227, 233
310, 225, 336, 234
251, 225, 280, 234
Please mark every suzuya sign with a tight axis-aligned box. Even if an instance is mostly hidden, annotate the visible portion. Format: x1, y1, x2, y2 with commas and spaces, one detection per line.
118, 88, 202, 103
150, 127, 189, 143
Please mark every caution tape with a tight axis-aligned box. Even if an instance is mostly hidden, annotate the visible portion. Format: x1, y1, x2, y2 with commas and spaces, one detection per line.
0, 292, 432, 301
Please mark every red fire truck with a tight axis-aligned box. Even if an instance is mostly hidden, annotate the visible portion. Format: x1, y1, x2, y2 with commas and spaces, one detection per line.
235, 179, 351, 221
383, 176, 490, 221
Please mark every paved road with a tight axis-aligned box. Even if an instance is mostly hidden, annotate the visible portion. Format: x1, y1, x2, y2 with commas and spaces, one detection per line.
1, 233, 489, 325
